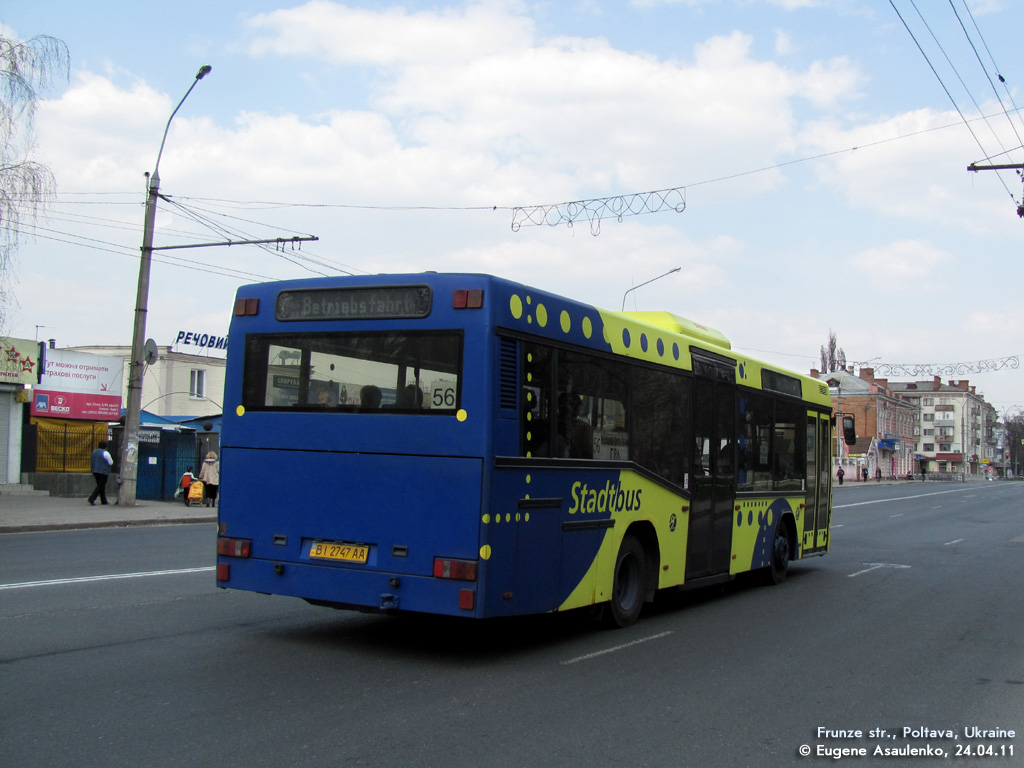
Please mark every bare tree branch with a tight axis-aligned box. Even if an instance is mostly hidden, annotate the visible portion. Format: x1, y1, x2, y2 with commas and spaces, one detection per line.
0, 34, 70, 329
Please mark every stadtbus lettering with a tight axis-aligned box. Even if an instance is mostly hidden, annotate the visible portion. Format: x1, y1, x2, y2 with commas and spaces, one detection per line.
568, 480, 642, 515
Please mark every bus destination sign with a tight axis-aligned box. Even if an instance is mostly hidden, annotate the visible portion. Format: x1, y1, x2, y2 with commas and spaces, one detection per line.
275, 285, 432, 321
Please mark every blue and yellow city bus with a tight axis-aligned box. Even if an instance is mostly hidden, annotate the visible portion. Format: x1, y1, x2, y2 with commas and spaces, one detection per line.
216, 273, 848, 627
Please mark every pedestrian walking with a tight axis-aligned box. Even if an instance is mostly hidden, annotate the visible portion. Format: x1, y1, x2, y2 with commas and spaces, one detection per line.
199, 451, 220, 507
837, 467, 845, 485
88, 441, 113, 505
875, 467, 882, 482
861, 467, 868, 482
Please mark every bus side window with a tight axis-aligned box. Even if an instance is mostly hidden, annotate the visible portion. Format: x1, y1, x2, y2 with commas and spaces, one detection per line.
559, 350, 629, 462
738, 392, 773, 492
632, 367, 690, 485
522, 343, 555, 457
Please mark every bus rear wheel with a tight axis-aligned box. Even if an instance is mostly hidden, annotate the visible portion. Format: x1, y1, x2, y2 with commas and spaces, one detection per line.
605, 534, 646, 628
763, 519, 791, 586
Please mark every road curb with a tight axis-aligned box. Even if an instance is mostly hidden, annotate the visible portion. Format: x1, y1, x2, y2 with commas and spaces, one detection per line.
1, 516, 218, 534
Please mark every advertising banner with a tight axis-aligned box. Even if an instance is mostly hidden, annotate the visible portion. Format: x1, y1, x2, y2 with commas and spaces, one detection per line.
0, 337, 39, 385
31, 349, 124, 420
31, 390, 122, 420
39, 349, 123, 395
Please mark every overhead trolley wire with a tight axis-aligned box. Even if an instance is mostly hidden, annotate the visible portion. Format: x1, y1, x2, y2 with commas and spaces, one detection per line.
160, 195, 331, 277
14, 222, 279, 282
953, 0, 1024, 142
890, 0, 1020, 204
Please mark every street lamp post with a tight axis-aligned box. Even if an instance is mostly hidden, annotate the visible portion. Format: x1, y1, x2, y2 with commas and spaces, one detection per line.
118, 65, 212, 507
621, 267, 681, 311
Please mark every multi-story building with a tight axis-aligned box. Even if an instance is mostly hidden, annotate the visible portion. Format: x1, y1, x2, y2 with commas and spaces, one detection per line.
815, 366, 1005, 479
814, 367, 917, 479
889, 377, 1001, 477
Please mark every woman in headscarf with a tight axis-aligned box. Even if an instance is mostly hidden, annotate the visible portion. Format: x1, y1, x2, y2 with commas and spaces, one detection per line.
199, 451, 221, 507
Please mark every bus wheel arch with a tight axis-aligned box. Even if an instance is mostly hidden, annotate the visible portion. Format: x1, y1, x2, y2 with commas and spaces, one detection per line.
605, 523, 659, 628
762, 513, 795, 586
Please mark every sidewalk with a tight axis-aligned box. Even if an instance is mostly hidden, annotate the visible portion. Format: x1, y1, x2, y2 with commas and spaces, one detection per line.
0, 491, 217, 533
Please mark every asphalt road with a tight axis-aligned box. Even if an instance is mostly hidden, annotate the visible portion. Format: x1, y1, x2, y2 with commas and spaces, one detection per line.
1, 483, 1021, 767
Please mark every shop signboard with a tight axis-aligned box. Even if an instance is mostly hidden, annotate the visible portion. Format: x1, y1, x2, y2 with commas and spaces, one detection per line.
0, 337, 38, 385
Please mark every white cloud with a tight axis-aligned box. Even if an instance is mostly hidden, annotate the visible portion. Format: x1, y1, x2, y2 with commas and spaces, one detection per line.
799, 107, 1018, 230
245, 0, 535, 66
238, 3, 867, 197
36, 72, 175, 188
794, 56, 864, 110
855, 239, 951, 288
37, 4, 874, 216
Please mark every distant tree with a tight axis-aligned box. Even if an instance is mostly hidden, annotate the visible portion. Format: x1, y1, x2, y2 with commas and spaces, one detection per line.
819, 330, 846, 373
0, 33, 70, 330
1005, 413, 1024, 475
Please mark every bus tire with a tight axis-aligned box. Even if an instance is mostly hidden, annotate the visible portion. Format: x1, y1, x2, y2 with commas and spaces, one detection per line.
763, 518, 791, 586
605, 534, 646, 628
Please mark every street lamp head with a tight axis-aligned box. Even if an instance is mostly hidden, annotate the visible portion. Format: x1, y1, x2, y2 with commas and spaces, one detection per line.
196, 64, 212, 80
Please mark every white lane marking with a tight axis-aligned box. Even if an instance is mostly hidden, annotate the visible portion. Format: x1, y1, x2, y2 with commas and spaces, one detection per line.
944, 539, 964, 546
562, 631, 673, 665
847, 563, 912, 578
834, 486, 990, 510
890, 513, 904, 518
0, 567, 215, 591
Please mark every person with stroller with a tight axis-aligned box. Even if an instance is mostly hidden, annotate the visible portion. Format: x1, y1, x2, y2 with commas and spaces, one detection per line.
199, 451, 220, 507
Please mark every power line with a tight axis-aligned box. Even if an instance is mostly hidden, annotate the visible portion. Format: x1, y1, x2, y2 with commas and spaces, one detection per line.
14, 223, 280, 281
954, 0, 1024, 142
160, 196, 328, 276
891, 0, 1021, 207
16, 97, 1024, 244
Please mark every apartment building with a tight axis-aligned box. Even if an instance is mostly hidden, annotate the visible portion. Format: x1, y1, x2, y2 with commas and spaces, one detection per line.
888, 376, 1000, 477
816, 367, 1003, 478
815, 367, 918, 479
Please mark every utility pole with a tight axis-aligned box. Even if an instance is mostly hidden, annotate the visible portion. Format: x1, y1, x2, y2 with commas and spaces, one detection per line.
117, 66, 319, 506
966, 162, 1024, 218
118, 66, 212, 507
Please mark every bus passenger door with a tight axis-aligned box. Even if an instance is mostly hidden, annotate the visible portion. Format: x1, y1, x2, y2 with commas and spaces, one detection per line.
686, 358, 736, 581
814, 414, 832, 550
803, 412, 831, 554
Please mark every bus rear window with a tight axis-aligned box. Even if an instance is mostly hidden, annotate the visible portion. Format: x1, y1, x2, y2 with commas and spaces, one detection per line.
242, 331, 462, 413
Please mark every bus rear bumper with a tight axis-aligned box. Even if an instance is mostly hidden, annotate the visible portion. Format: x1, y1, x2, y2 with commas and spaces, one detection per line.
216, 557, 481, 618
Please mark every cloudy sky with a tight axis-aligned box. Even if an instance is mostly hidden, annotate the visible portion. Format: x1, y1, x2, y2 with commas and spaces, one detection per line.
4, 0, 1023, 411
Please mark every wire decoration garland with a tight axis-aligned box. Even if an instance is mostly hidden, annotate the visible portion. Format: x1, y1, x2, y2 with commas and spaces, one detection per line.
511, 187, 686, 236
863, 356, 1019, 378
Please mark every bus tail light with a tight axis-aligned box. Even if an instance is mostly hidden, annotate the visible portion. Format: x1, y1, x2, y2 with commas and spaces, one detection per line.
433, 557, 477, 581
217, 563, 231, 582
452, 289, 483, 309
217, 537, 252, 558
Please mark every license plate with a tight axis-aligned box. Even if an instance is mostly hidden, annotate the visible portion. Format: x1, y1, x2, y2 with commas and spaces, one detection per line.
309, 541, 369, 564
